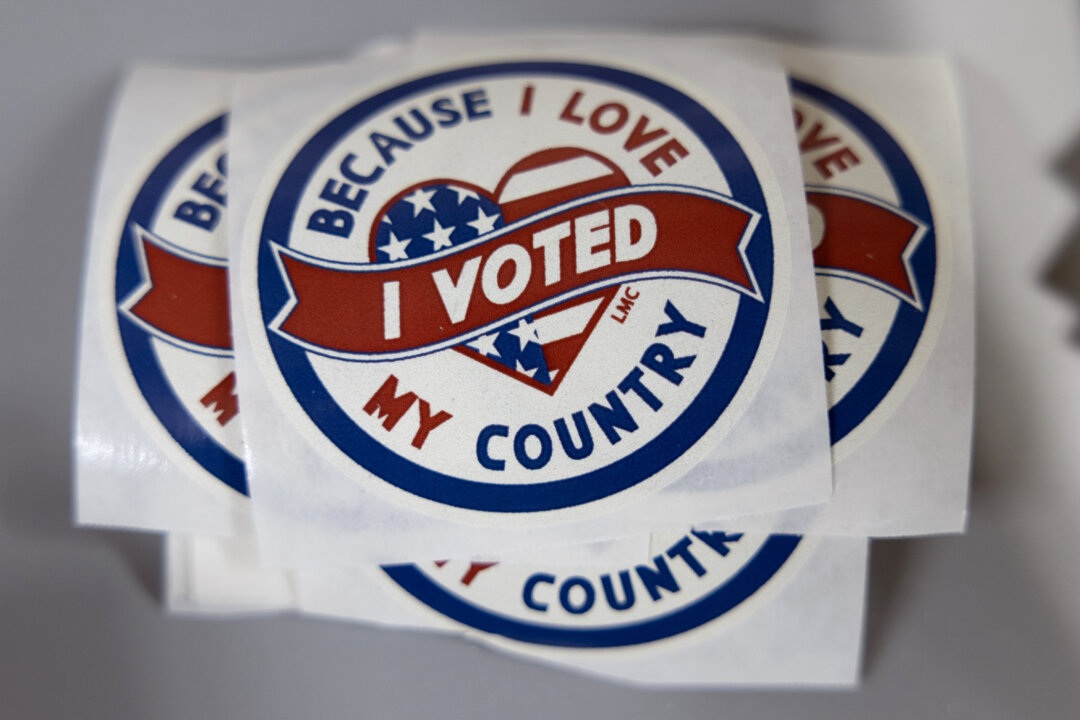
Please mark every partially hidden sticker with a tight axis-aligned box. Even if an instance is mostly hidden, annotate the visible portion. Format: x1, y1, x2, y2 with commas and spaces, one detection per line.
794, 78, 947, 457
253, 61, 788, 517
381, 529, 807, 648
113, 115, 247, 495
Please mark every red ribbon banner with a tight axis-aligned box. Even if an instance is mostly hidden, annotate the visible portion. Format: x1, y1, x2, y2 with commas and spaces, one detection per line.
123, 227, 232, 352
273, 187, 760, 359
806, 189, 926, 307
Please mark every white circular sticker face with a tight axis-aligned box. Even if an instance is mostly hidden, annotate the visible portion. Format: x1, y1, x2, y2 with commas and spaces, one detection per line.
251, 61, 788, 518
112, 115, 247, 496
380, 529, 810, 648
792, 79, 949, 459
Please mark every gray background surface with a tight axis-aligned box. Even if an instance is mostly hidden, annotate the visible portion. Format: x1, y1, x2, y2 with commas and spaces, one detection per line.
3, 1, 1080, 718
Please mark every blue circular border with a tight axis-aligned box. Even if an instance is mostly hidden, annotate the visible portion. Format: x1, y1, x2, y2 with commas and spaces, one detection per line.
383, 534, 801, 647
791, 79, 938, 445
258, 62, 775, 513
114, 115, 248, 496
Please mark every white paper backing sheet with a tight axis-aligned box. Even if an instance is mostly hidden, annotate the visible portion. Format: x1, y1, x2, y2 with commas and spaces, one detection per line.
171, 531, 868, 687
703, 39, 974, 536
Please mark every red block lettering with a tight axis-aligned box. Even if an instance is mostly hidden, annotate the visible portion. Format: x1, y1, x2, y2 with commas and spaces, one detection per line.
363, 375, 417, 431
200, 372, 239, 426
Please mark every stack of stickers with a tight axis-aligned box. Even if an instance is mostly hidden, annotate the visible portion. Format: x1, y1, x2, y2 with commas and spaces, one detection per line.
74, 32, 974, 687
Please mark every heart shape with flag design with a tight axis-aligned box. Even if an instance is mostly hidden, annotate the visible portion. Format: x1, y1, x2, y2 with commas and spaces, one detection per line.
367, 147, 628, 395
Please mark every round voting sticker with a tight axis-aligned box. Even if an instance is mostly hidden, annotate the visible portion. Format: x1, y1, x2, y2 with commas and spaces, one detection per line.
254, 61, 790, 518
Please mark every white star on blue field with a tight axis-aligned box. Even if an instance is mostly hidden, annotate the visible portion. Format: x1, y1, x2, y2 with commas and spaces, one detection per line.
374, 183, 505, 261
373, 182, 555, 386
